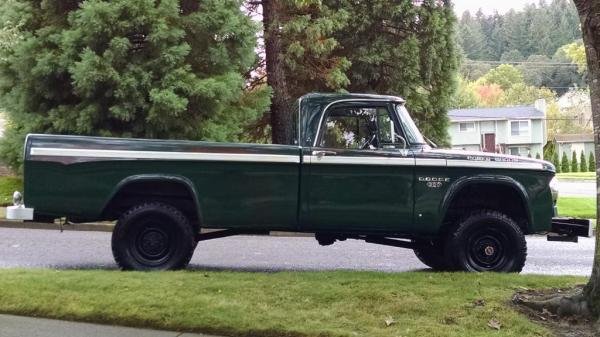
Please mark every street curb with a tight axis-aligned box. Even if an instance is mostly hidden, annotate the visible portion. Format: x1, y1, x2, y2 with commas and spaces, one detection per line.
0, 220, 114, 232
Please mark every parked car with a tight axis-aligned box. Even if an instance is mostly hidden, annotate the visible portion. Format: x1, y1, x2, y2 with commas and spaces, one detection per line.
8, 93, 590, 272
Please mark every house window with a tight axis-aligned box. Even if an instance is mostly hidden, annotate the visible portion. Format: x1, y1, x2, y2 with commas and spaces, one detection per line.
510, 120, 529, 136
459, 122, 475, 132
509, 147, 530, 157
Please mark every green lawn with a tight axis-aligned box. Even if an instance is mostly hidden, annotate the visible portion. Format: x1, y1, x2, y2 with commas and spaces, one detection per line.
0, 270, 585, 337
556, 172, 596, 181
557, 196, 596, 219
0, 176, 22, 206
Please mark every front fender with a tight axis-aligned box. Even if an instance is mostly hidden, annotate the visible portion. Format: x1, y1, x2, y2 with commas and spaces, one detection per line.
440, 175, 532, 226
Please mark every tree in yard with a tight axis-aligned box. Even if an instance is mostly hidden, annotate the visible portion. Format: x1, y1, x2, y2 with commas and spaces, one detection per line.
581, 150, 588, 172
535, 153, 541, 159
561, 151, 571, 173
516, 0, 600, 326
590, 151, 596, 172
553, 151, 562, 173
261, 0, 351, 144
572, 150, 579, 172
331, 0, 458, 145
0, 0, 267, 170
575, 0, 600, 318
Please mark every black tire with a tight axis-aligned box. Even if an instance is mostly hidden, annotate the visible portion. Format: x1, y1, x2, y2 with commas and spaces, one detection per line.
111, 202, 196, 271
445, 210, 527, 273
413, 242, 454, 271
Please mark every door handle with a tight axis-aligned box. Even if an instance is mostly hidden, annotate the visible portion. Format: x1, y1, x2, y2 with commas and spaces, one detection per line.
312, 150, 337, 158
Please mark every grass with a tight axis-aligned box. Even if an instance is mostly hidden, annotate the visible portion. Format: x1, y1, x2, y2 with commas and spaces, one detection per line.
0, 270, 585, 337
557, 196, 596, 219
556, 172, 596, 181
0, 176, 22, 206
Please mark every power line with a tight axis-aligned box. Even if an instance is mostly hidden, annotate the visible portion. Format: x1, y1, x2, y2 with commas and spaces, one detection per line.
465, 60, 578, 66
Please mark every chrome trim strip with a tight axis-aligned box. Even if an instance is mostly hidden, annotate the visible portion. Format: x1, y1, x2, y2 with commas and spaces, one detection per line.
446, 159, 543, 170
30, 147, 300, 163
313, 98, 404, 147
415, 158, 446, 166
307, 155, 415, 166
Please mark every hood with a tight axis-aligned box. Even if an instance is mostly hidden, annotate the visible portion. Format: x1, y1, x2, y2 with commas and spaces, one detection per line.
422, 148, 555, 172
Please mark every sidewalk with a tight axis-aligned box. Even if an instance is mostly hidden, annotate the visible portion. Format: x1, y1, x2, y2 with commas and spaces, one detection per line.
0, 314, 221, 337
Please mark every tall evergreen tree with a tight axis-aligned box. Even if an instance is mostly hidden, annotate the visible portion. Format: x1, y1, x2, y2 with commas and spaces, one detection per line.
571, 150, 579, 172
262, 0, 350, 144
589, 151, 596, 172
0, 0, 266, 169
553, 151, 561, 173
331, 0, 458, 144
581, 150, 588, 172
561, 151, 570, 172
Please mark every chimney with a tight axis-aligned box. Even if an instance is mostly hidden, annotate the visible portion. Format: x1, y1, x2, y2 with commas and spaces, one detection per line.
534, 99, 546, 115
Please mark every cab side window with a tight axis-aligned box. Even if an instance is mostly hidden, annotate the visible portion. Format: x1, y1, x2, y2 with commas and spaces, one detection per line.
319, 106, 400, 150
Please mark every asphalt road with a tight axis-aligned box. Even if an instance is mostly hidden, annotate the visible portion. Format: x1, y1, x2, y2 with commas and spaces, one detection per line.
0, 227, 594, 276
555, 180, 595, 197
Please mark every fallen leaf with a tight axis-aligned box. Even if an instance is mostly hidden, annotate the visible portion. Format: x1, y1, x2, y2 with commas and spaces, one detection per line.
488, 318, 501, 330
473, 299, 486, 307
384, 316, 396, 327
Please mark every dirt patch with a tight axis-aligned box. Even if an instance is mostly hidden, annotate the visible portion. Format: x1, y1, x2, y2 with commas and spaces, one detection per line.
513, 286, 598, 337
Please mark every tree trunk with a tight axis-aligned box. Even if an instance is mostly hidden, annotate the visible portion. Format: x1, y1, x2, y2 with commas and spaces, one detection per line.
263, 0, 294, 145
574, 0, 600, 316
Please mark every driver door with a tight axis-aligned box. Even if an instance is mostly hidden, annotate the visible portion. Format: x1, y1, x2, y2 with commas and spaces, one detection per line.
303, 104, 415, 234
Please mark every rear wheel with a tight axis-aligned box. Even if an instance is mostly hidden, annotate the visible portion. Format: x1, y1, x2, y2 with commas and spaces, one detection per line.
445, 210, 527, 273
111, 202, 196, 271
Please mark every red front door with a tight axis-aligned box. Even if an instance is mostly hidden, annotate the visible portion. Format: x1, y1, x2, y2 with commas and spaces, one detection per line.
482, 133, 496, 152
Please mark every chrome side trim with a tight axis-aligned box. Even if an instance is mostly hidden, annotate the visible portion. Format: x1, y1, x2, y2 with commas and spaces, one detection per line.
307, 155, 415, 166
415, 158, 446, 166
29, 147, 300, 163
446, 159, 544, 170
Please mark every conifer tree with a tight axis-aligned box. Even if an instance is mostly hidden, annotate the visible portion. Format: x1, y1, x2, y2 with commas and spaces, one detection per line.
589, 151, 596, 172
581, 150, 588, 172
0, 0, 266, 169
571, 150, 579, 172
561, 151, 570, 173
553, 151, 561, 173
331, 0, 458, 145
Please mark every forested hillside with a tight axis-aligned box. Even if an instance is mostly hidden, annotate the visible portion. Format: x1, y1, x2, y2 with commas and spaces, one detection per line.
458, 0, 580, 61
456, 0, 585, 96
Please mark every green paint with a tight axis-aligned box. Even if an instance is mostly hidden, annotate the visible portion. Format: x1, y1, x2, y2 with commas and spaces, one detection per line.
23, 94, 556, 238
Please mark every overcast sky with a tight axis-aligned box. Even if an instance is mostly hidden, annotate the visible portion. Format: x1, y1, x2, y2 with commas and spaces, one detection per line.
453, 0, 540, 15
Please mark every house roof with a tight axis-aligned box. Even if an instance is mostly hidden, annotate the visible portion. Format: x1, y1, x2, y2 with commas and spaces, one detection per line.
448, 106, 544, 122
553, 133, 594, 143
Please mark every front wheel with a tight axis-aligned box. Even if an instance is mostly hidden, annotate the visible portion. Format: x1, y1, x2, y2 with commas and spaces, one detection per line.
111, 202, 196, 271
445, 210, 527, 273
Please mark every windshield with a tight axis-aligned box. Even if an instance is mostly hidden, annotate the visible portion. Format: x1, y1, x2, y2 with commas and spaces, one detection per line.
395, 104, 425, 145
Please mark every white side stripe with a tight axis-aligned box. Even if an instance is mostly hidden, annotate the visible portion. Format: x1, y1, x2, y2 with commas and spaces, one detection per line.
446, 159, 543, 170
30, 147, 300, 163
307, 155, 415, 166
415, 158, 446, 166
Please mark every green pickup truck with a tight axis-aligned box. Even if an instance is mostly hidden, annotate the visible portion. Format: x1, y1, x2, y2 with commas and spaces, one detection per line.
8, 93, 590, 272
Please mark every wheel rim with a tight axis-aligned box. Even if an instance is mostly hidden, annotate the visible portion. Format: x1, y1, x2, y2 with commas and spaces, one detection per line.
130, 216, 176, 266
466, 226, 510, 271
